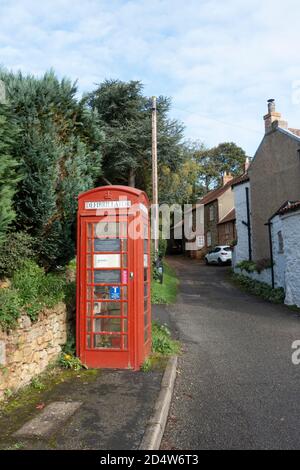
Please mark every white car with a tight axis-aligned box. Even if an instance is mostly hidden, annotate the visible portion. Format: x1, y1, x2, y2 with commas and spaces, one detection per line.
205, 245, 232, 265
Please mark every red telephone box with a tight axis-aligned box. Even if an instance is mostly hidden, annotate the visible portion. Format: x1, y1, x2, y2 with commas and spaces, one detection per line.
76, 186, 151, 370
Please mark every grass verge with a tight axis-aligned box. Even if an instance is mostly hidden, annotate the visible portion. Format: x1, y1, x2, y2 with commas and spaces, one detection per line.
141, 321, 180, 372
151, 261, 179, 304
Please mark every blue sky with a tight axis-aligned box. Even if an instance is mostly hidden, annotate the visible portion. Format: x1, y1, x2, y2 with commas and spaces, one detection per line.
1, 0, 300, 156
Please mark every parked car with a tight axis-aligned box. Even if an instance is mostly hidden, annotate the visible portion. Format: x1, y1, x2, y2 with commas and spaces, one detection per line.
205, 245, 232, 265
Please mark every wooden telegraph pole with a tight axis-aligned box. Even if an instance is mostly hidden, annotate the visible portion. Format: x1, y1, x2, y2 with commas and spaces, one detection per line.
152, 96, 159, 258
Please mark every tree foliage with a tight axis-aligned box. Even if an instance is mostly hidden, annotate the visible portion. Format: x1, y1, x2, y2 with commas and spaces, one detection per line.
87, 79, 185, 198
0, 98, 20, 246
193, 141, 247, 191
0, 70, 103, 269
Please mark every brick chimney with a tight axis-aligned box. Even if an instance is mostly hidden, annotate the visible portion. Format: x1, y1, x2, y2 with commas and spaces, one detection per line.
223, 171, 233, 186
264, 99, 288, 133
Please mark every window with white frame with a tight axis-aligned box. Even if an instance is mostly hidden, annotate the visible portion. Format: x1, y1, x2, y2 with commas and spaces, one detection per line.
209, 206, 214, 221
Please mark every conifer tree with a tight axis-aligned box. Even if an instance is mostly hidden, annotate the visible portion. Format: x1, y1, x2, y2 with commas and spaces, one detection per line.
0, 70, 103, 269
0, 89, 20, 247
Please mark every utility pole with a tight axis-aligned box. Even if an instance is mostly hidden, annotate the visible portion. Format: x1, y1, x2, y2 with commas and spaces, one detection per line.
152, 96, 159, 259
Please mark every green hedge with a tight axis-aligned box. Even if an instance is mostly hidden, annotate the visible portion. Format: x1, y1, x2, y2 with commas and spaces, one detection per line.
0, 259, 74, 330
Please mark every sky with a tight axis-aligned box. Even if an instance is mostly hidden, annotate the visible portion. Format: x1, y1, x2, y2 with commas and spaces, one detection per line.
1, 0, 300, 156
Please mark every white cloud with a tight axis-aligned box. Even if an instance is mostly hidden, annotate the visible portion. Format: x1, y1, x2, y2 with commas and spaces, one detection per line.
0, 0, 299, 155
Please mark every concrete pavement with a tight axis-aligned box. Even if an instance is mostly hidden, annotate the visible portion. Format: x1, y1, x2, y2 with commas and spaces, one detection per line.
161, 256, 300, 450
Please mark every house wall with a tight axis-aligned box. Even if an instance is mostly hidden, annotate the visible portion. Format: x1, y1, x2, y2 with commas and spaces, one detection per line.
233, 181, 251, 265
218, 220, 236, 246
271, 215, 286, 289
218, 188, 234, 222
234, 267, 272, 285
281, 209, 300, 307
204, 200, 219, 249
249, 129, 300, 260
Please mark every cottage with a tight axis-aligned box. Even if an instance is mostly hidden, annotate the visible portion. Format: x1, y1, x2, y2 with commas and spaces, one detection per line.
249, 99, 300, 260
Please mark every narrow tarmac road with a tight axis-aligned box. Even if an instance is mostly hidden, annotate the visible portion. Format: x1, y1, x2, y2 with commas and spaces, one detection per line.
161, 256, 300, 450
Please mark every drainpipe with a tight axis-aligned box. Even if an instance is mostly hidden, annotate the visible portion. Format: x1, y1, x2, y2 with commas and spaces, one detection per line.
265, 220, 275, 289
242, 187, 252, 261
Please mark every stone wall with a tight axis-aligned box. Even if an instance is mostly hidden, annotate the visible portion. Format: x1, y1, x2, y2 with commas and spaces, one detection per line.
0, 303, 69, 401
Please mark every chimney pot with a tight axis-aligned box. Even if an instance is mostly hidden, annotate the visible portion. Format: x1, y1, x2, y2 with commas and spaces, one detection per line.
267, 99, 275, 113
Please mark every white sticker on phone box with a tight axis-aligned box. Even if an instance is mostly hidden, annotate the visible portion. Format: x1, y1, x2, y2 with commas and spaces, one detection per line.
94, 254, 120, 268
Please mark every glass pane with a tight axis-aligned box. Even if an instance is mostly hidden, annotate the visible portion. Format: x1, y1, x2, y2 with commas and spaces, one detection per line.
144, 298, 148, 312
94, 239, 121, 252
123, 303, 128, 316
144, 239, 148, 254
87, 287, 93, 300
93, 318, 121, 333
94, 285, 111, 299
144, 268, 148, 282
87, 335, 91, 348
123, 335, 128, 349
94, 270, 121, 284
87, 239, 92, 253
122, 239, 128, 252
143, 224, 148, 239
86, 318, 91, 332
86, 255, 92, 268
144, 284, 148, 297
93, 302, 121, 316
122, 286, 128, 299
94, 222, 119, 238
144, 310, 148, 327
94, 335, 122, 349
87, 224, 92, 238
87, 270, 93, 283
123, 319, 128, 333
120, 222, 128, 238
144, 328, 149, 342
122, 254, 128, 267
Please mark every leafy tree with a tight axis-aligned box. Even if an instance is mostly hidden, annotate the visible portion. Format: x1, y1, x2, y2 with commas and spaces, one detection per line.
87, 80, 185, 196
0, 95, 20, 247
0, 70, 103, 269
194, 141, 247, 191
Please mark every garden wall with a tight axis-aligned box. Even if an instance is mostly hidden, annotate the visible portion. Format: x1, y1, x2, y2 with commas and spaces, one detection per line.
0, 303, 69, 401
234, 267, 272, 285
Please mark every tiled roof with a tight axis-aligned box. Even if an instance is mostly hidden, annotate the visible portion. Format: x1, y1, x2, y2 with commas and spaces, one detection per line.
218, 208, 236, 224
278, 200, 300, 215
288, 128, 300, 138
231, 172, 249, 188
197, 174, 242, 206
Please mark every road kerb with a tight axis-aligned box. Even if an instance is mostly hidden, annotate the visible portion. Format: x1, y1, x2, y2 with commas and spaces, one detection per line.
140, 355, 178, 450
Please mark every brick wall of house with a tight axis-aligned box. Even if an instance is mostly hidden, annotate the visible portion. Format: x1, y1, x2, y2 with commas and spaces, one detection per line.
218, 221, 236, 246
